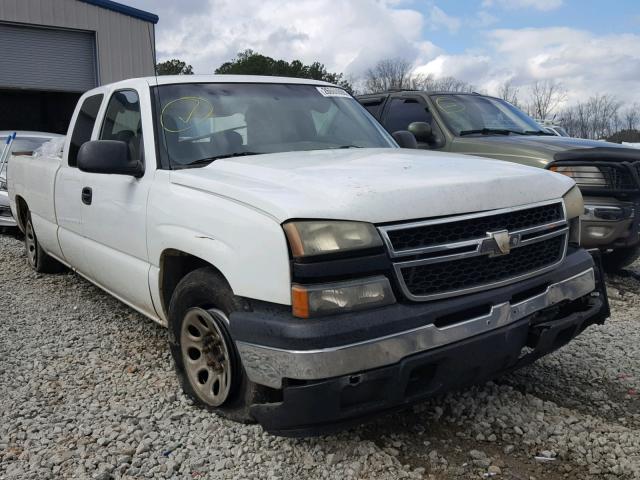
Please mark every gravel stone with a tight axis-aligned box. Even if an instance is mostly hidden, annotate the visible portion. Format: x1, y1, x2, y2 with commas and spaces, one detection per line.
1, 232, 640, 479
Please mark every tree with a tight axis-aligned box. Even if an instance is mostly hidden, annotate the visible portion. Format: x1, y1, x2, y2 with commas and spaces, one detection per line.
621, 104, 640, 132
528, 80, 567, 120
410, 73, 474, 93
215, 50, 353, 93
364, 58, 413, 93
156, 59, 194, 75
497, 80, 520, 107
557, 94, 622, 139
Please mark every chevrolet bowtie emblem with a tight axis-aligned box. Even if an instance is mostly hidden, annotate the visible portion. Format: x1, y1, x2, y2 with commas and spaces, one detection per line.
480, 230, 520, 257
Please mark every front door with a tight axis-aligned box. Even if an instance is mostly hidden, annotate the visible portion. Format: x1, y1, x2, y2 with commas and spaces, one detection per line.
79, 88, 155, 317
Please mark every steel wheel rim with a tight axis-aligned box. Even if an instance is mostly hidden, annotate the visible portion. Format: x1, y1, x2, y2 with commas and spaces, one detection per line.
180, 307, 232, 407
25, 221, 37, 267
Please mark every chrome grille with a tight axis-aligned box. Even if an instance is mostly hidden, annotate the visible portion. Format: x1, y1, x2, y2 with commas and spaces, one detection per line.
379, 200, 568, 301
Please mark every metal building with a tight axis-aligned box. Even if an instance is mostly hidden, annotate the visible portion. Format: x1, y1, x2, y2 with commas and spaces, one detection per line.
0, 0, 158, 133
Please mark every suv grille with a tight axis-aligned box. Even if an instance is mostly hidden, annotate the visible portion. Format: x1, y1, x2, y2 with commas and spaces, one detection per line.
399, 235, 565, 298
386, 203, 563, 252
379, 201, 568, 301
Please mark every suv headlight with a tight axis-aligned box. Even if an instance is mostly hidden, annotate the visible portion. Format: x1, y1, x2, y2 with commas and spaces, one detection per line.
0, 177, 6, 191
283, 220, 383, 258
550, 165, 606, 187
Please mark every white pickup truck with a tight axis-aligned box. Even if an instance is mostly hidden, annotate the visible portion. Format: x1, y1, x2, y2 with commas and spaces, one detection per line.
8, 75, 609, 436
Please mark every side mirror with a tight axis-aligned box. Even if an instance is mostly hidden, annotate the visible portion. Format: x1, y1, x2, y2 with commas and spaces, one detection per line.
408, 122, 434, 143
392, 131, 418, 149
78, 140, 144, 178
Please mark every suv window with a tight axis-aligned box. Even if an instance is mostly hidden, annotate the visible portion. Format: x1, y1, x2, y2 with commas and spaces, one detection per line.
68, 94, 103, 167
100, 90, 144, 162
360, 98, 385, 118
383, 98, 432, 133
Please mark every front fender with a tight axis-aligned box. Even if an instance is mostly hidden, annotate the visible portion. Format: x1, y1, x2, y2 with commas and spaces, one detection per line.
146, 174, 292, 322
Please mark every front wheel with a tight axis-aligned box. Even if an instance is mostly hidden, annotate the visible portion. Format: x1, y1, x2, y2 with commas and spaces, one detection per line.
602, 244, 640, 273
168, 267, 267, 423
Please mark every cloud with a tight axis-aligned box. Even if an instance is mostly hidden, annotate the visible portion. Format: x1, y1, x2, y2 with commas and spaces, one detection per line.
126, 1, 640, 105
482, 0, 563, 11
425, 5, 461, 33
127, 0, 438, 77
412, 27, 640, 104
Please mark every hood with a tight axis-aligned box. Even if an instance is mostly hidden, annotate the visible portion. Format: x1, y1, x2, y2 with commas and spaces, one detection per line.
452, 135, 635, 168
169, 148, 575, 224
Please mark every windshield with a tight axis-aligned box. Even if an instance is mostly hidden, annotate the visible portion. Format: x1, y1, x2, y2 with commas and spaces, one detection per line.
430, 94, 546, 136
153, 83, 395, 167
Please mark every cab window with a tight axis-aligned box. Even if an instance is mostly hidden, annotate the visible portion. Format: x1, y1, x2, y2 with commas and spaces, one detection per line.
100, 90, 144, 162
68, 94, 103, 167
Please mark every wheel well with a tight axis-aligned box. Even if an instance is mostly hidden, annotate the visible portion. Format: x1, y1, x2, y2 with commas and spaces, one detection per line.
159, 250, 225, 318
14, 196, 29, 232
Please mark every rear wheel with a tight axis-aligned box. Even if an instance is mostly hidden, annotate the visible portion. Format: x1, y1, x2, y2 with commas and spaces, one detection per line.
602, 245, 640, 273
24, 213, 65, 273
168, 267, 267, 422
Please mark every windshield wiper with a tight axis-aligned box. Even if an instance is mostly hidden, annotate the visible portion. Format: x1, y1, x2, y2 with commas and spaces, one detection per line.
333, 145, 363, 149
459, 128, 526, 136
522, 130, 555, 136
184, 151, 263, 166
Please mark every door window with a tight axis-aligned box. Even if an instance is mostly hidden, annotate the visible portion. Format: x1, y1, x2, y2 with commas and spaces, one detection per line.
68, 94, 103, 167
100, 90, 144, 162
383, 98, 432, 133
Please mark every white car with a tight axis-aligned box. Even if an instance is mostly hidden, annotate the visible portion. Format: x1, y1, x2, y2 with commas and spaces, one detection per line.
7, 75, 608, 435
0, 131, 63, 228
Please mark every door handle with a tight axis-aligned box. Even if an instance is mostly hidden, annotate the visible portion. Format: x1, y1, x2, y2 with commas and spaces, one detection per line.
82, 187, 92, 205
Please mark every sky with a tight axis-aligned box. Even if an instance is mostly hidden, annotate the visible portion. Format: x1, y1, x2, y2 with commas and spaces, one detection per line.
125, 0, 640, 105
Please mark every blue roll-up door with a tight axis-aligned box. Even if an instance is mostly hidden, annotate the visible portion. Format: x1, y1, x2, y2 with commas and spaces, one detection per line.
0, 22, 97, 92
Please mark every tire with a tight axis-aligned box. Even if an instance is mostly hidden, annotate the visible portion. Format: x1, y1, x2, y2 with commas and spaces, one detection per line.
24, 212, 66, 273
602, 245, 640, 273
168, 267, 266, 423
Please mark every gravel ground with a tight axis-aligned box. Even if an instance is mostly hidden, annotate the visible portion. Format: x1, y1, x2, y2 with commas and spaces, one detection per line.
1, 231, 639, 480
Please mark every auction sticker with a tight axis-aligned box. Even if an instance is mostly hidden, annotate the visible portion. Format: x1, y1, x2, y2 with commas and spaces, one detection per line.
316, 86, 351, 98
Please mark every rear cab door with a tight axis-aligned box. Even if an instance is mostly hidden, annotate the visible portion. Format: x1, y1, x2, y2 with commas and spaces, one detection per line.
55, 92, 104, 275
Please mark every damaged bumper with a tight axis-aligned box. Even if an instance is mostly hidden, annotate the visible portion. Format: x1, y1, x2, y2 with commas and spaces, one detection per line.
231, 249, 609, 436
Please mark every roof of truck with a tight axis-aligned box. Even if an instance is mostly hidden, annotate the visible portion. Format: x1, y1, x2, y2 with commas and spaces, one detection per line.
144, 75, 337, 87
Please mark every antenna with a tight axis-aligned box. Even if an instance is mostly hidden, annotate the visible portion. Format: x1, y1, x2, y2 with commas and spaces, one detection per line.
146, 22, 172, 170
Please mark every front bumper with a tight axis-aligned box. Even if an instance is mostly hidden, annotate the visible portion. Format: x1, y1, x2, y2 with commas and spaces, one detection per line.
231, 249, 609, 435
580, 196, 639, 248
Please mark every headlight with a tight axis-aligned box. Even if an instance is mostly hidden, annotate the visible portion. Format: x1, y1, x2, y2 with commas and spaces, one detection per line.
563, 185, 584, 219
291, 276, 396, 318
0, 177, 6, 191
550, 165, 606, 187
283, 220, 382, 258
563, 185, 584, 245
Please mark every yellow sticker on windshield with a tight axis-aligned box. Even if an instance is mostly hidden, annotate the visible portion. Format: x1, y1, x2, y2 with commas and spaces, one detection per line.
161, 97, 214, 133
436, 96, 465, 114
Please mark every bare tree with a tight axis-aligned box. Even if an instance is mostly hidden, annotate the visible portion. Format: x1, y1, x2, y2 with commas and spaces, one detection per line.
497, 80, 520, 107
528, 80, 567, 120
411, 73, 474, 92
364, 58, 413, 93
558, 94, 622, 139
622, 104, 640, 131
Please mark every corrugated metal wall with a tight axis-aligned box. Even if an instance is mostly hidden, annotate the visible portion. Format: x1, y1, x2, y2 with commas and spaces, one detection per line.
0, 0, 155, 87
